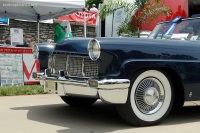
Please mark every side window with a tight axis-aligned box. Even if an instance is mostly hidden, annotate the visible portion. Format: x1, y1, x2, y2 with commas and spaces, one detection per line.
173, 20, 200, 40
174, 21, 189, 33
155, 24, 171, 39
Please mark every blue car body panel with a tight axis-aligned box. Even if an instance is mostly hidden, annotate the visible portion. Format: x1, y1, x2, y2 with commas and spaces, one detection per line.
53, 37, 200, 101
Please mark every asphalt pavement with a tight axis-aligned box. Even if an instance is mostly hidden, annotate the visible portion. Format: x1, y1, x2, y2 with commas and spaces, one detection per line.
0, 94, 200, 133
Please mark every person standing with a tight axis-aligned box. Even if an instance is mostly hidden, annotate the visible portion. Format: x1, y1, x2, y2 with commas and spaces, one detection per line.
85, 4, 89, 11
54, 22, 66, 43
90, 4, 98, 12
4, 38, 11, 45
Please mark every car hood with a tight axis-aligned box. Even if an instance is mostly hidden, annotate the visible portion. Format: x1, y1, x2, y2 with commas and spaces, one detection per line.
53, 37, 200, 59
54, 38, 91, 55
36, 43, 55, 52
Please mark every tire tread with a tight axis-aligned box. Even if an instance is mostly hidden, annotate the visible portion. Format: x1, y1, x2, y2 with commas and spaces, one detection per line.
60, 96, 97, 107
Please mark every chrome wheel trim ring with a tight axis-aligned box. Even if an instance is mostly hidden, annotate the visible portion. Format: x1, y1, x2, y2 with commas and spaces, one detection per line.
135, 78, 165, 115
130, 70, 171, 122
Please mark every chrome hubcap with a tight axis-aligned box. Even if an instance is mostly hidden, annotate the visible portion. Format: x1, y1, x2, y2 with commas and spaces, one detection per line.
144, 87, 159, 106
135, 78, 165, 115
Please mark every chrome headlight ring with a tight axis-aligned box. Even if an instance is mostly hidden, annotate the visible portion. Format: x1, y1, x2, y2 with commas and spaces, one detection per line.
88, 39, 101, 61
33, 44, 39, 59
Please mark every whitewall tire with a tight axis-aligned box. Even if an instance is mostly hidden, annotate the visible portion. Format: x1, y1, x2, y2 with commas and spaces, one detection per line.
116, 70, 173, 126
60, 96, 97, 107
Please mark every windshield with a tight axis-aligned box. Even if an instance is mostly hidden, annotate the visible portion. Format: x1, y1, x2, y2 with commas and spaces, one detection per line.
148, 18, 200, 41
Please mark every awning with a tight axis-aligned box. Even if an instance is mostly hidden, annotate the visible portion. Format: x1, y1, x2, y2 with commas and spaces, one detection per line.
0, 0, 85, 21
0, 0, 85, 42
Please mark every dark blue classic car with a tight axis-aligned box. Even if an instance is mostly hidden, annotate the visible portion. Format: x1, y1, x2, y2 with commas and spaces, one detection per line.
33, 16, 200, 126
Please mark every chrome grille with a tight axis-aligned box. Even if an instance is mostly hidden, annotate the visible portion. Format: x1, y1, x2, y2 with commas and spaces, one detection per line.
50, 54, 98, 77
84, 58, 98, 77
67, 56, 83, 77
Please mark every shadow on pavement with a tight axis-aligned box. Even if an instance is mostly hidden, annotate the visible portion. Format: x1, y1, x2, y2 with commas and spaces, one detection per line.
164, 106, 200, 125
11, 101, 200, 133
12, 101, 130, 133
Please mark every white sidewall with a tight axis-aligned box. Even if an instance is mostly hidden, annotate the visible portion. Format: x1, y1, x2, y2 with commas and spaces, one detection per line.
130, 70, 171, 122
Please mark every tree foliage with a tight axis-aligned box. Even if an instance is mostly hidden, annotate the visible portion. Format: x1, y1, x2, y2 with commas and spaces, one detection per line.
99, 0, 170, 37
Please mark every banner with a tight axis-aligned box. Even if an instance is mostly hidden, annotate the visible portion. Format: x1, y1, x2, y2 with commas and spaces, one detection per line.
58, 11, 98, 25
0, 17, 9, 25
0, 47, 32, 54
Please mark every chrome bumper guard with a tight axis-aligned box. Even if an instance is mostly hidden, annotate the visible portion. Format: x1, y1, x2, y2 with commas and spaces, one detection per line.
32, 70, 130, 104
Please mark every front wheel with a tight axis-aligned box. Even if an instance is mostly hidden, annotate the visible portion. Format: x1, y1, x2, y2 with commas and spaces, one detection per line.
60, 96, 97, 107
116, 70, 173, 126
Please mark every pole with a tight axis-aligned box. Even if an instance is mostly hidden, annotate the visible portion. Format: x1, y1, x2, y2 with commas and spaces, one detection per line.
37, 22, 39, 43
36, 14, 40, 43
111, 11, 114, 37
84, 10, 86, 38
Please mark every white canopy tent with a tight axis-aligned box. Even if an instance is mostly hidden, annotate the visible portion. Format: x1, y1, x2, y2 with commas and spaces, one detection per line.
0, 0, 85, 42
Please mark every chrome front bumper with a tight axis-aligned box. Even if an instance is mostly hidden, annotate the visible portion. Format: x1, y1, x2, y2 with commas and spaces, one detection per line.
33, 70, 130, 104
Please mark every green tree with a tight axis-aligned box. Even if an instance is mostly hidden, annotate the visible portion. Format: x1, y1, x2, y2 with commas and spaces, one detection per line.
99, 0, 170, 37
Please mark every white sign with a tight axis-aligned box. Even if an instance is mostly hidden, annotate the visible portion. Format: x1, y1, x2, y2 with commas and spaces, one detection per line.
23, 54, 40, 84
112, 7, 125, 37
104, 1, 137, 37
10, 28, 23, 46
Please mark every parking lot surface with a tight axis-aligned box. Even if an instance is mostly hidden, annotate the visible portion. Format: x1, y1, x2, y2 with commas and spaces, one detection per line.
0, 94, 200, 133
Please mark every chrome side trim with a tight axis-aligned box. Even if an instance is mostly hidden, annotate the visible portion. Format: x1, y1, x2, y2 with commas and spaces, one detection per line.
184, 101, 200, 106
89, 79, 130, 89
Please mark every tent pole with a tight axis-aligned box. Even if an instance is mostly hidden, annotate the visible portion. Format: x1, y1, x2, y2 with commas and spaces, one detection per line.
37, 22, 39, 43
37, 14, 40, 43
84, 10, 86, 38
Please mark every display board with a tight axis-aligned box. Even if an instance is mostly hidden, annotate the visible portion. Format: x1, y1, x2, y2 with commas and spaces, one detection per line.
0, 54, 24, 86
0, 47, 40, 85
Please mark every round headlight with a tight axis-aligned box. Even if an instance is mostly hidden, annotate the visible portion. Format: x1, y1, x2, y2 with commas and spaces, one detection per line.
88, 39, 101, 61
33, 44, 39, 59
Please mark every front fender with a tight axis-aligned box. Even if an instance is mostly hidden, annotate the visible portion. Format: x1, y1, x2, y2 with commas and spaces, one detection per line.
119, 60, 185, 80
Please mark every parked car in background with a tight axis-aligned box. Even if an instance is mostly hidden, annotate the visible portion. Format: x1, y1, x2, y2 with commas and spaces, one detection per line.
33, 43, 55, 71
33, 16, 200, 126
